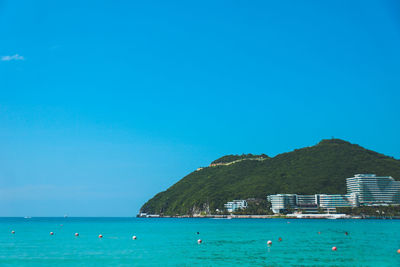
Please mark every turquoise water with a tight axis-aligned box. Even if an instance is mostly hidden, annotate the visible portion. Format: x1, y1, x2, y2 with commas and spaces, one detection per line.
0, 218, 399, 266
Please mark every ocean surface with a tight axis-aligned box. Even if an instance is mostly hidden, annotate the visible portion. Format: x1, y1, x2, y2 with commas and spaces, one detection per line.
0, 217, 399, 266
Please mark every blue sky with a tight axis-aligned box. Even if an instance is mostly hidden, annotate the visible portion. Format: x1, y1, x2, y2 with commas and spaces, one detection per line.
0, 0, 400, 216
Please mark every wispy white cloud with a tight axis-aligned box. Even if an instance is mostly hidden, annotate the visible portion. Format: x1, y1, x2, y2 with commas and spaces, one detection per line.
1, 54, 24, 61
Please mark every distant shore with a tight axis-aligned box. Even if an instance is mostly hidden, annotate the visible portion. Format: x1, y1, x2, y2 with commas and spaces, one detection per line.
138, 214, 400, 219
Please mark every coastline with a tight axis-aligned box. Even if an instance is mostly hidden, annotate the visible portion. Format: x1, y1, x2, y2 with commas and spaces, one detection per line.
138, 214, 400, 219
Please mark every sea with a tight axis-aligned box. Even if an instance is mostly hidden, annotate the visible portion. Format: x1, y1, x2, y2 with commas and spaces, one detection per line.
0, 217, 399, 266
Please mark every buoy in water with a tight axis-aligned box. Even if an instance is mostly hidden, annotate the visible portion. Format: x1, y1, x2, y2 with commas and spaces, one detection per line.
98, 234, 103, 238
267, 240, 272, 246
278, 237, 282, 242
397, 249, 400, 254
345, 232, 348, 236
197, 239, 202, 244
11, 230, 15, 234
50, 232, 54, 235
75, 233, 79, 237
318, 232, 321, 234
132, 235, 137, 240
332, 246, 337, 251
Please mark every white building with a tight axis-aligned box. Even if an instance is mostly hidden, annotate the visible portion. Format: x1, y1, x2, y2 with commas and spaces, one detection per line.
346, 174, 400, 205
268, 193, 358, 214
296, 195, 319, 213
267, 194, 297, 213
318, 193, 359, 213
224, 200, 248, 212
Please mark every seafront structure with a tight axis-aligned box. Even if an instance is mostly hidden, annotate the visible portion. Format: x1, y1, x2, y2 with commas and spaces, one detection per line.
268, 174, 400, 213
318, 193, 359, 213
267, 194, 328, 213
224, 200, 248, 212
296, 195, 319, 213
267, 194, 297, 213
346, 174, 400, 205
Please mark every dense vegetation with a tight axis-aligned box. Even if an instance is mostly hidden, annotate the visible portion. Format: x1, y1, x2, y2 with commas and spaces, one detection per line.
140, 139, 400, 216
211, 154, 269, 165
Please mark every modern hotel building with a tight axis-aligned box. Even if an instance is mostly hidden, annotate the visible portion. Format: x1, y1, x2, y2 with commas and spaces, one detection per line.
318, 193, 359, 213
346, 174, 400, 205
267, 174, 400, 213
267, 194, 297, 214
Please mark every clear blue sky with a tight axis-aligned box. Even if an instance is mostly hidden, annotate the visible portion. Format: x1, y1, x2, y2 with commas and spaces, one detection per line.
1, 0, 399, 216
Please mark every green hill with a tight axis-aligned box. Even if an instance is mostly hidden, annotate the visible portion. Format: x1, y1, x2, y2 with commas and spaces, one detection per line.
140, 139, 400, 215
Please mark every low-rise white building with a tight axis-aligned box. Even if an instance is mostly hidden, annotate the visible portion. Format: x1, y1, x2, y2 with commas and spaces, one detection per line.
318, 193, 359, 213
267, 194, 297, 213
224, 200, 248, 212
267, 193, 358, 214
296, 195, 319, 213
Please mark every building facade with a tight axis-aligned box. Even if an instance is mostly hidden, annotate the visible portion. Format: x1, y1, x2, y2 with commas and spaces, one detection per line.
318, 193, 359, 212
346, 174, 400, 205
224, 200, 248, 212
296, 195, 319, 213
268, 193, 358, 214
267, 194, 297, 213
